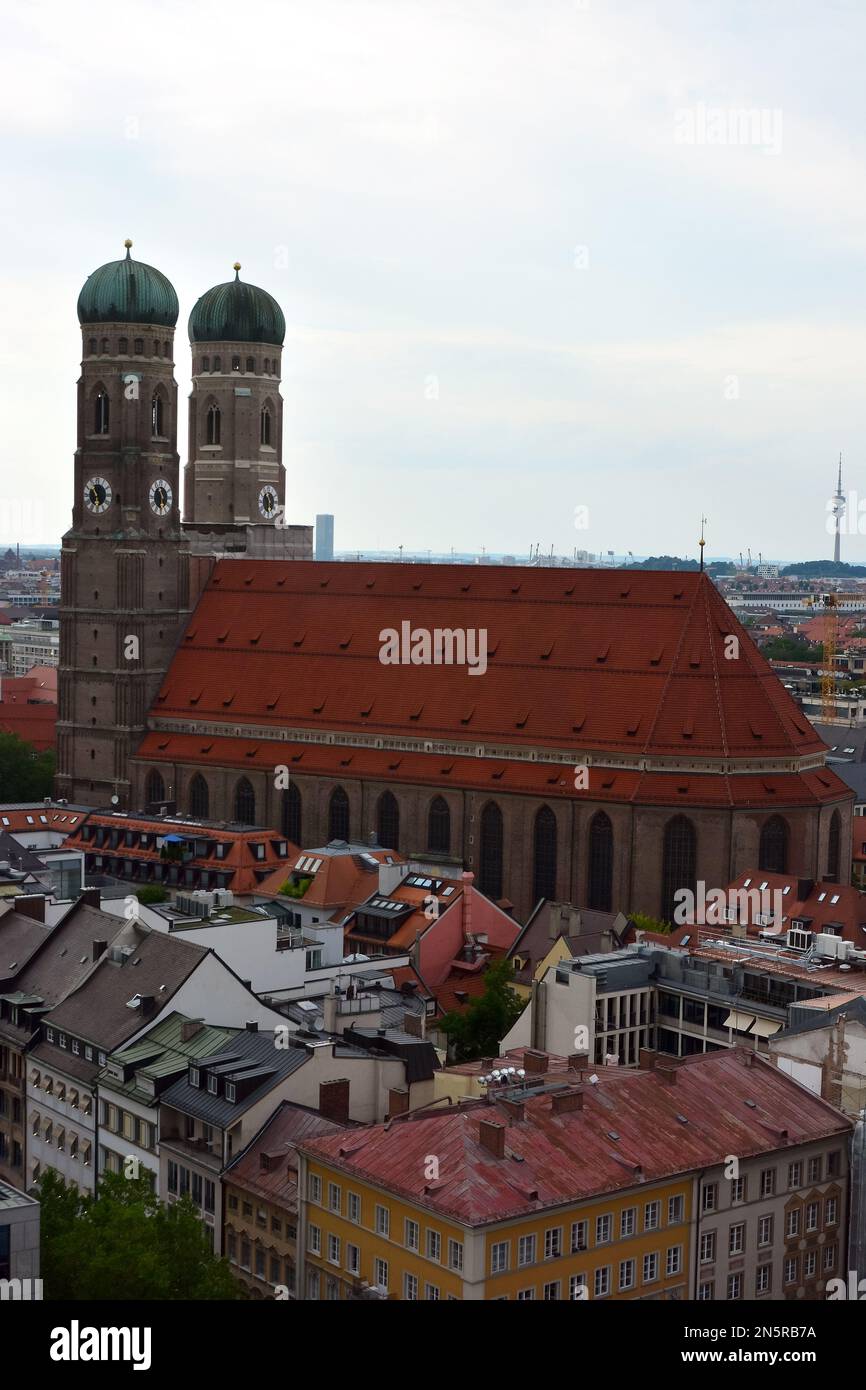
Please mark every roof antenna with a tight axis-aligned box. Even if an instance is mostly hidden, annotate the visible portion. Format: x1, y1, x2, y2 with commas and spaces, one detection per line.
699, 515, 707, 572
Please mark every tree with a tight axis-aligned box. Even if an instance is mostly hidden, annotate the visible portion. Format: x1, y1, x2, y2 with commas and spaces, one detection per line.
0, 731, 55, 799
136, 885, 169, 904
628, 911, 672, 935
438, 958, 525, 1062
37, 1169, 242, 1300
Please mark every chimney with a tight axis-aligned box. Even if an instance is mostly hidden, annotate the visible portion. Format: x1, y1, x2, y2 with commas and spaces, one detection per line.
500, 1097, 525, 1123
92, 939, 108, 962
741, 1049, 755, 1067
461, 870, 474, 940
656, 1062, 677, 1085
568, 1052, 589, 1071
639, 1048, 658, 1071
319, 1078, 351, 1123
522, 1048, 549, 1075
552, 1088, 584, 1114
403, 1009, 425, 1039
388, 1087, 409, 1118
180, 1019, 204, 1042
78, 887, 101, 909
797, 878, 814, 901
14, 895, 45, 923
323, 995, 339, 1033
377, 862, 404, 896
137, 994, 155, 1013
245, 1020, 258, 1032
479, 1118, 506, 1158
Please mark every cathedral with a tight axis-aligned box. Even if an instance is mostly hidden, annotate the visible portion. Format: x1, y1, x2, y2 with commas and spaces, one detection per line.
57, 245, 853, 922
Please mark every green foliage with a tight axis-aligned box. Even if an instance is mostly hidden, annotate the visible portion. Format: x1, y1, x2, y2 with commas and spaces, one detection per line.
279, 876, 312, 898
760, 635, 822, 662
135, 885, 169, 904
438, 958, 525, 1063
37, 1168, 242, 1301
629, 911, 672, 935
621, 555, 700, 571
779, 560, 866, 578
0, 732, 55, 799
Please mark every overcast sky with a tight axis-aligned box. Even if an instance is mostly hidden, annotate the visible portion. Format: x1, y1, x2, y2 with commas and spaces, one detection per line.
2, 0, 866, 561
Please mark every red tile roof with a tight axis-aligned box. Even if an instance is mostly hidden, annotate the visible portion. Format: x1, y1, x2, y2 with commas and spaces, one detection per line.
0, 700, 57, 751
300, 1050, 850, 1225
224, 1101, 350, 1206
703, 869, 866, 945
147, 563, 826, 764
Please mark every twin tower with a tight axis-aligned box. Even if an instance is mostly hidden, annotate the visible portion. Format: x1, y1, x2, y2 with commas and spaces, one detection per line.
56, 242, 311, 806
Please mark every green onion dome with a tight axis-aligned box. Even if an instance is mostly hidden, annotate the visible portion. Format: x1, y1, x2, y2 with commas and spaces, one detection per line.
77, 240, 178, 327
189, 263, 285, 346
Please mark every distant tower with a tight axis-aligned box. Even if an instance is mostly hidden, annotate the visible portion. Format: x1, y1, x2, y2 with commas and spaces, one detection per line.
832, 454, 846, 564
315, 514, 334, 561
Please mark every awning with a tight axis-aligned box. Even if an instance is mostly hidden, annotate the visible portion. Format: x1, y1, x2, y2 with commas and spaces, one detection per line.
723, 1010, 757, 1034
750, 1016, 782, 1038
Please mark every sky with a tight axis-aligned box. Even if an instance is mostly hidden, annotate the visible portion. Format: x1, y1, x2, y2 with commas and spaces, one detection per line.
2, 0, 866, 561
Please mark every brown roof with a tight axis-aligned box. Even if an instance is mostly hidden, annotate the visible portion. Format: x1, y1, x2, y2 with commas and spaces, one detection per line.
225, 1101, 350, 1206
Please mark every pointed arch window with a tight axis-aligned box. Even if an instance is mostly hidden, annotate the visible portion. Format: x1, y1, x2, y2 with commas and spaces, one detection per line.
264, 358, 270, 374
118, 337, 128, 355
427, 796, 450, 854
234, 777, 256, 824
479, 802, 504, 900
827, 810, 841, 882
260, 407, 272, 446
661, 815, 696, 925
189, 774, 209, 819
329, 786, 350, 842
588, 811, 613, 911
532, 806, 557, 903
206, 405, 221, 446
759, 816, 788, 874
134, 337, 143, 354
145, 769, 165, 806
377, 791, 399, 851
94, 390, 110, 435
246, 356, 255, 372
282, 782, 302, 844
151, 393, 165, 437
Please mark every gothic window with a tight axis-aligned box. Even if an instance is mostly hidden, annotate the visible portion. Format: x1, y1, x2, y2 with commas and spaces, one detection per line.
377, 791, 399, 850
94, 390, 110, 435
827, 810, 841, 882
153, 339, 160, 355
479, 802, 504, 900
282, 782, 302, 844
206, 405, 221, 446
532, 805, 557, 903
118, 337, 128, 354
232, 356, 241, 372
264, 358, 270, 373
588, 811, 613, 911
134, 338, 143, 354
260, 407, 271, 446
427, 796, 450, 854
101, 337, 109, 353
759, 816, 788, 874
202, 356, 210, 372
328, 787, 350, 842
89, 338, 97, 355
246, 357, 255, 372
661, 815, 696, 924
145, 770, 165, 805
151, 394, 165, 437
213, 355, 221, 371
163, 341, 169, 356
189, 774, 209, 819
234, 777, 256, 824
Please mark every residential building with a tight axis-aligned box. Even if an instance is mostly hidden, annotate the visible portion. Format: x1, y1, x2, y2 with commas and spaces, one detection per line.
0, 1180, 40, 1291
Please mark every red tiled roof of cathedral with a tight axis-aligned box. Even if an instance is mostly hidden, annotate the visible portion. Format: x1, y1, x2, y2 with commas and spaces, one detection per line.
147, 562, 825, 763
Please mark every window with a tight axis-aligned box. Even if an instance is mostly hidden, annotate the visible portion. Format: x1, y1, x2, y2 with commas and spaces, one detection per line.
448, 1239, 463, 1271
618, 1259, 635, 1292
758, 1215, 773, 1247
666, 1246, 682, 1276
569, 1274, 587, 1300
308, 1174, 322, 1203
405, 1219, 419, 1251
206, 404, 221, 445
542, 1280, 560, 1300
661, 815, 696, 924
479, 802, 503, 898
307, 1225, 321, 1255
759, 816, 788, 873
788, 1161, 802, 1189
828, 1150, 842, 1177
119, 337, 128, 354
756, 1264, 771, 1295
328, 786, 350, 841
347, 1244, 360, 1275
374, 1258, 388, 1292
825, 1196, 838, 1225
760, 1167, 776, 1198
94, 390, 110, 435
700, 1232, 715, 1264
532, 805, 557, 902
246, 356, 255, 373
642, 1252, 659, 1283
827, 810, 841, 882
145, 769, 165, 805
596, 1214, 612, 1245
517, 1288, 535, 1301
785, 1256, 798, 1285
644, 1201, 660, 1231
404, 1272, 419, 1300
377, 791, 400, 851
805, 1201, 819, 1233
786, 1209, 800, 1238
698, 1281, 714, 1301
375, 1205, 390, 1237
328, 1183, 341, 1213
824, 1242, 838, 1270
347, 1191, 360, 1223
668, 1194, 684, 1223
587, 811, 613, 910
727, 1273, 742, 1300
729, 1223, 745, 1255
701, 1183, 717, 1213
232, 355, 241, 371
282, 782, 302, 844
202, 355, 210, 371
260, 407, 272, 446
328, 1234, 340, 1265
594, 1266, 611, 1298
544, 1227, 562, 1260
427, 1230, 442, 1262
425, 1283, 440, 1300
189, 774, 209, 818
134, 337, 143, 354
731, 1177, 745, 1204
518, 1233, 535, 1266
570, 1220, 587, 1253
804, 1250, 817, 1278
490, 1241, 509, 1274
427, 796, 450, 854
807, 1155, 822, 1184
213, 355, 221, 371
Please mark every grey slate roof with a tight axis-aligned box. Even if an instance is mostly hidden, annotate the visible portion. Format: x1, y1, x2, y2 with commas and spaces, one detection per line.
160, 1028, 310, 1127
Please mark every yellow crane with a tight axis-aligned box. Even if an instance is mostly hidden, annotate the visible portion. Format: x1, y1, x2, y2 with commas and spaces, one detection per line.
806, 592, 865, 721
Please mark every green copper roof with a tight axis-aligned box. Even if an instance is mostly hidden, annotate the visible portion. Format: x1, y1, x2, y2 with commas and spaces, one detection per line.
77, 241, 179, 327
189, 264, 285, 346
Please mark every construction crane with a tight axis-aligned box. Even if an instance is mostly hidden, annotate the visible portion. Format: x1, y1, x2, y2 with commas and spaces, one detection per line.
806, 592, 866, 721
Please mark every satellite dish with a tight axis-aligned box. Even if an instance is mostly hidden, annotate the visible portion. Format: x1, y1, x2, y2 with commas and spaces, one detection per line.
111, 795, 119, 806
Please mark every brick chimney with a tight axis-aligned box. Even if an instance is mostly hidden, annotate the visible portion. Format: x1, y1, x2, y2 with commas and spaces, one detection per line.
523, 1048, 549, 1075
319, 1078, 351, 1123
552, 1088, 584, 1114
388, 1087, 409, 1118
656, 1062, 677, 1085
78, 887, 101, 908
479, 1118, 506, 1158
639, 1048, 658, 1071
180, 1019, 204, 1042
500, 1097, 525, 1123
403, 1010, 425, 1039
567, 1052, 589, 1071
14, 895, 45, 923
91, 939, 107, 962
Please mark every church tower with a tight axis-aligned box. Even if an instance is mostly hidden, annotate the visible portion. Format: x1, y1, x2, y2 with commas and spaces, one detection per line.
184, 264, 289, 536
56, 242, 190, 807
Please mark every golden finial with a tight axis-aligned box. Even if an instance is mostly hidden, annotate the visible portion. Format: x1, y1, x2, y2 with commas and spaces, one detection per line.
699, 515, 707, 572
124, 238, 133, 249
233, 261, 241, 277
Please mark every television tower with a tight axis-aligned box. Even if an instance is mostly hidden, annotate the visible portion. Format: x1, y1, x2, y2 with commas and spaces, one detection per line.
832, 454, 846, 564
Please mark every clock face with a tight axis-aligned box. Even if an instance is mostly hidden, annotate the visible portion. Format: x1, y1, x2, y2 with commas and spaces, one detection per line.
84, 477, 112, 514
258, 484, 279, 518
149, 479, 173, 516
